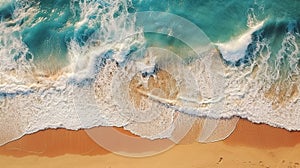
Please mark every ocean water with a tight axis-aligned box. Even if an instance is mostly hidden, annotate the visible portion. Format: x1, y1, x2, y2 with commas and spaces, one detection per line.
0, 0, 300, 156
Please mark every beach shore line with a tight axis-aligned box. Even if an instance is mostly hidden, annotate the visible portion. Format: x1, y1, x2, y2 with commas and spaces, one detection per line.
1, 119, 300, 167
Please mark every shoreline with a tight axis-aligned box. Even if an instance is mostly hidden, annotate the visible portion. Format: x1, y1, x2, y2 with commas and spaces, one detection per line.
1, 119, 300, 157
1, 119, 300, 167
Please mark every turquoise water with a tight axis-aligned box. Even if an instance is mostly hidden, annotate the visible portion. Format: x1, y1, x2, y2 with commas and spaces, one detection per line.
0, 0, 299, 72
0, 0, 300, 65
134, 0, 300, 40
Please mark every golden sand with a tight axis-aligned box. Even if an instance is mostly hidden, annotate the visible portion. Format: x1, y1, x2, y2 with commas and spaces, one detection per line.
1, 119, 300, 167
1, 139, 300, 168
0, 129, 109, 157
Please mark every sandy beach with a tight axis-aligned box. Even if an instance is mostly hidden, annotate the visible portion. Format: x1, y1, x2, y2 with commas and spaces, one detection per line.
1, 119, 300, 167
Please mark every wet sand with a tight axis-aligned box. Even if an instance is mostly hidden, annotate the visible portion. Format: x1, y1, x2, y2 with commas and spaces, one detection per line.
1, 119, 300, 167
226, 119, 300, 148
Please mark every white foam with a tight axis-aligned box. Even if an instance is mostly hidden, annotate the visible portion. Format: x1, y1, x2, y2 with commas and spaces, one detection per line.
216, 21, 265, 62
217, 31, 300, 130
